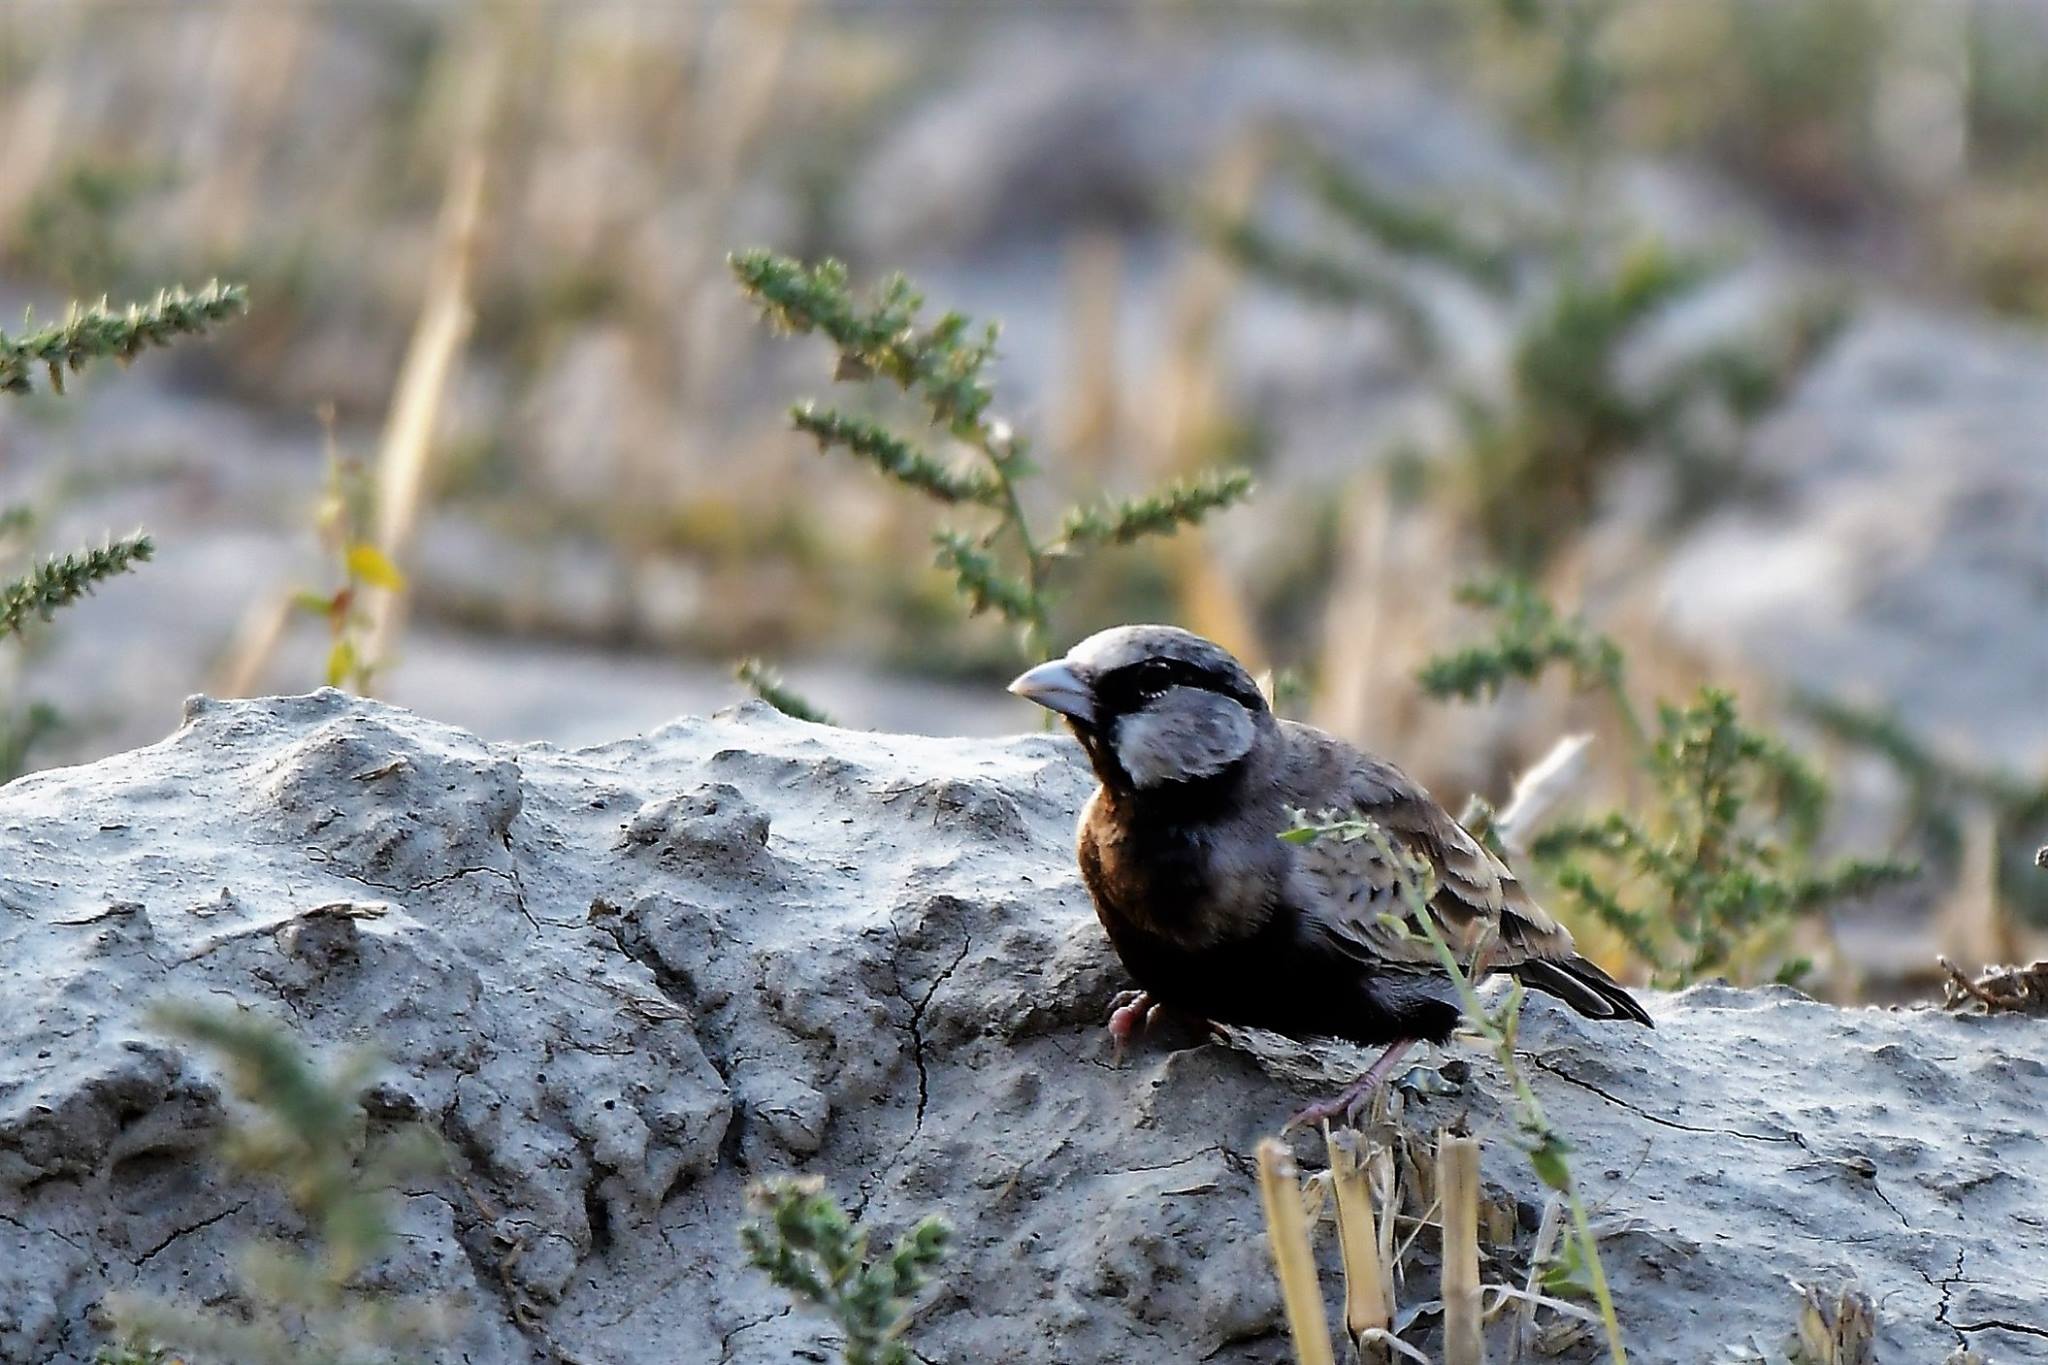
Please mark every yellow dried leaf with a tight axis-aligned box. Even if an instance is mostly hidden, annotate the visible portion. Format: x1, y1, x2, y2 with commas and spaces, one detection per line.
345, 543, 406, 592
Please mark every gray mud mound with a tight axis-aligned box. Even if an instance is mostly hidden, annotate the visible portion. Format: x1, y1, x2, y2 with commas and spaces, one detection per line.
2, 695, 2043, 1362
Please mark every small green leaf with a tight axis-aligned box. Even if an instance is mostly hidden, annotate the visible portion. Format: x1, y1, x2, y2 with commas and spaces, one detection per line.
1528, 1134, 1574, 1191
326, 639, 357, 688
734, 658, 836, 726
1539, 1232, 1596, 1297
1772, 957, 1814, 987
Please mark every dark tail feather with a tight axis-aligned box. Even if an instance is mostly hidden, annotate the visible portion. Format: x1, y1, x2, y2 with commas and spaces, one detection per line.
1514, 957, 1654, 1027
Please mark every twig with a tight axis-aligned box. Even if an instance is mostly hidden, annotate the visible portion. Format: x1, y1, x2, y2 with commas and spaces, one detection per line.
1937, 955, 2048, 1015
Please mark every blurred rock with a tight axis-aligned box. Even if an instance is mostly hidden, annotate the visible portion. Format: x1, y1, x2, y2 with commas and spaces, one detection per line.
1660, 304, 2048, 774
850, 33, 1543, 260
2, 698, 2042, 1362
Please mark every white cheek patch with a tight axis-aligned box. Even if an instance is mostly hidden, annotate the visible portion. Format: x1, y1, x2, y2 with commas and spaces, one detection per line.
1114, 688, 1256, 787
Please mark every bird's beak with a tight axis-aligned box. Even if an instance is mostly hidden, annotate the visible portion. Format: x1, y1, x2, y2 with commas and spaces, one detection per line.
1007, 658, 1095, 725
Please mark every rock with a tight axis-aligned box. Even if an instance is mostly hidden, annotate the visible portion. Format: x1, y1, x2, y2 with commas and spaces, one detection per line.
850, 35, 1541, 260
2, 696, 2044, 1363
1659, 304, 2048, 774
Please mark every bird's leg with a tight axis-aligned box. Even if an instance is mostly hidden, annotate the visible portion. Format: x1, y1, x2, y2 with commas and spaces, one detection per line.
1107, 989, 1154, 1065
1283, 1039, 1416, 1131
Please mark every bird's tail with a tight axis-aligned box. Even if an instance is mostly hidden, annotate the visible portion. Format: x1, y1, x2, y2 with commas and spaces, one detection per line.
1513, 956, 1653, 1027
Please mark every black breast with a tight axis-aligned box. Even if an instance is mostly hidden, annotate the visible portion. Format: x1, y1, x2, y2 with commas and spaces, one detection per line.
1100, 907, 1458, 1047
1076, 763, 1461, 1048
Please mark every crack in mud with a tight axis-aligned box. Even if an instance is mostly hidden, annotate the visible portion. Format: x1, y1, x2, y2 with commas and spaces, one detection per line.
131, 1199, 250, 1266
898, 936, 973, 1135
1957, 1318, 2048, 1340
718, 1305, 793, 1364
1528, 1055, 1807, 1146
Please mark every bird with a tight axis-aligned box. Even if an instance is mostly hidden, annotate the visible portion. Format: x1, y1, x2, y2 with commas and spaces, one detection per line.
1008, 623, 1651, 1127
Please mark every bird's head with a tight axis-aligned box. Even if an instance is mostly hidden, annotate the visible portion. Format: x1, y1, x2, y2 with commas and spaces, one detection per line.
1008, 625, 1270, 792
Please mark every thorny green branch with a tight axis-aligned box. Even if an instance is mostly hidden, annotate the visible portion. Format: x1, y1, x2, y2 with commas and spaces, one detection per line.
1, 534, 153, 639
1056, 470, 1256, 551
730, 249, 1252, 670
104, 1002, 449, 1364
741, 1176, 950, 1365
1, 279, 247, 394
1419, 579, 1913, 987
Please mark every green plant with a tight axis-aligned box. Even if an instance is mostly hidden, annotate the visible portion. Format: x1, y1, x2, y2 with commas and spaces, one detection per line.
730, 250, 1252, 694
1420, 577, 1913, 986
734, 657, 836, 725
739, 1175, 950, 1365
7, 155, 166, 295
1417, 576, 1627, 719
1279, 812, 1628, 1365
102, 1002, 448, 1365
290, 413, 405, 693
1799, 693, 2048, 925
1, 534, 155, 640
1211, 17, 1842, 575
1, 280, 247, 395
0, 280, 245, 780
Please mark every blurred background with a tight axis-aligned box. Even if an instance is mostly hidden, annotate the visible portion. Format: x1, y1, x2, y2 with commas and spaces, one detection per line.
1, 0, 2044, 994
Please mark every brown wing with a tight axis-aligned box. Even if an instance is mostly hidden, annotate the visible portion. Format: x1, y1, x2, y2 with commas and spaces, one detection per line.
1279, 724, 1653, 1025
1286, 748, 1579, 975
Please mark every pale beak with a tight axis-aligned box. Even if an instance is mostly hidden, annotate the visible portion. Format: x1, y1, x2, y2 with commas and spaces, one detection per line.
1007, 658, 1095, 725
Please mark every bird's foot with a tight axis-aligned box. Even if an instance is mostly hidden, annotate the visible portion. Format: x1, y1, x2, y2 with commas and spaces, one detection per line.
1107, 990, 1154, 1065
1283, 1083, 1379, 1132
1283, 1038, 1416, 1133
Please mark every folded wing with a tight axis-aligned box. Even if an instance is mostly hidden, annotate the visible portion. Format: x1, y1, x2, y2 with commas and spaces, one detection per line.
1284, 742, 1651, 1026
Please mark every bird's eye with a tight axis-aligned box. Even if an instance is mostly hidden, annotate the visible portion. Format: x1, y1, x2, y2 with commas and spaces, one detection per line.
1134, 660, 1176, 698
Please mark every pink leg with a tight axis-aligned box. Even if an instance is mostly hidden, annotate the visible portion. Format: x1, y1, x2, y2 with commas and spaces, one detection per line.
1107, 990, 1153, 1065
1284, 1039, 1416, 1131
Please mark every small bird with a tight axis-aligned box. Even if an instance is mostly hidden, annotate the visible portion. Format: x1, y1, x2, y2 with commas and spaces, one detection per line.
1009, 624, 1650, 1126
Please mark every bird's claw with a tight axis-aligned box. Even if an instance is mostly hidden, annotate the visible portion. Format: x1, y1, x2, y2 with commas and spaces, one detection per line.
1107, 990, 1153, 1066
1281, 1039, 1417, 1133
1282, 1082, 1379, 1133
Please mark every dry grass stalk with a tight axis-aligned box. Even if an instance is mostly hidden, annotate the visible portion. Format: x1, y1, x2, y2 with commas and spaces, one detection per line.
213, 592, 295, 698
1789, 1279, 1876, 1365
697, 0, 806, 195
1255, 1138, 1337, 1365
1149, 130, 1265, 665
1313, 476, 1392, 744
1493, 732, 1593, 854
362, 63, 493, 675
206, 3, 312, 250
1326, 1127, 1392, 1349
1512, 1194, 1566, 1358
1937, 801, 2017, 967
0, 6, 80, 228
1440, 1129, 1487, 1365
1057, 232, 1126, 476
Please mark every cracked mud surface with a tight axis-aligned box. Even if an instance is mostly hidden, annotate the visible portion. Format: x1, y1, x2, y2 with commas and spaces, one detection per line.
2, 694, 2044, 1362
